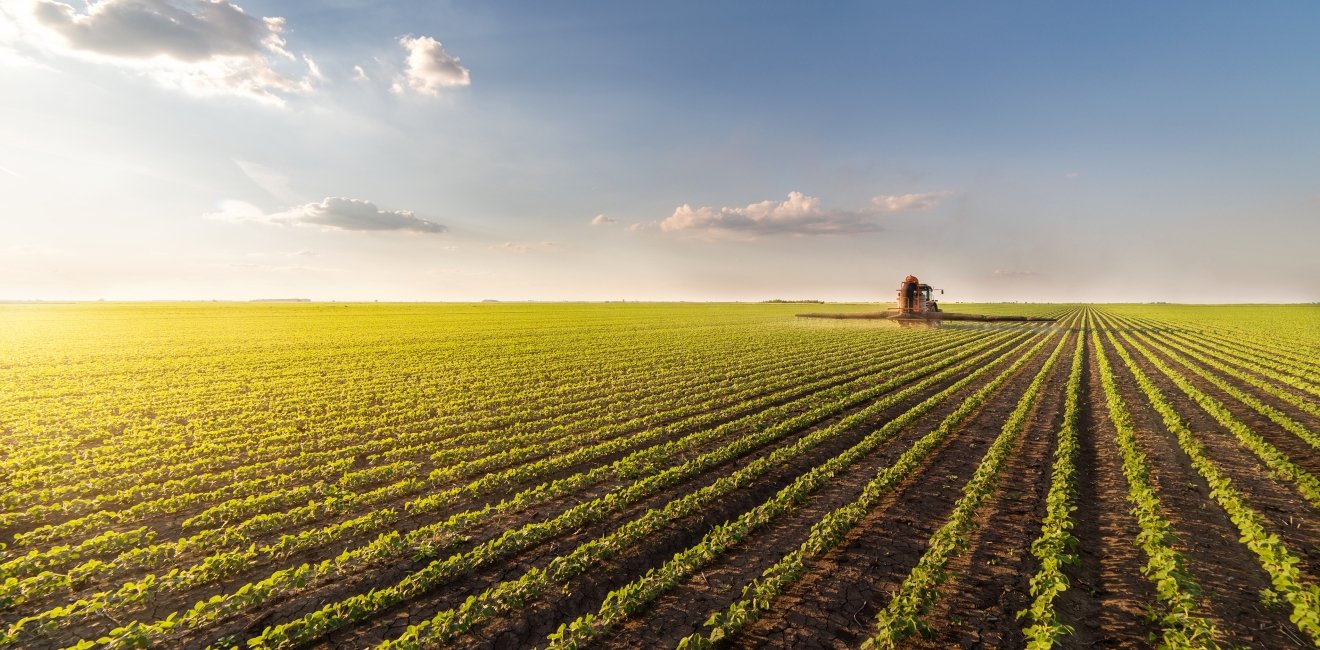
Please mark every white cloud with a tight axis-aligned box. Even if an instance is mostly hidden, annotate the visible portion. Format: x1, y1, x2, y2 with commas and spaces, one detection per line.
870, 192, 948, 213
659, 190, 951, 237
590, 214, 616, 226
393, 35, 469, 96
24, 0, 318, 104
302, 55, 323, 82
352, 64, 368, 81
208, 197, 446, 234
661, 191, 882, 237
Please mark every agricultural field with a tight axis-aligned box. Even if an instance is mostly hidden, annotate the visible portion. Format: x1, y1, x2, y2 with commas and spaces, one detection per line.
1, 302, 1318, 649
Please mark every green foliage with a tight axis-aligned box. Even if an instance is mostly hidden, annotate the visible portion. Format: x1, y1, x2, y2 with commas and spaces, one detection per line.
1019, 332, 1086, 648
1098, 314, 1320, 645
682, 324, 1071, 649
1093, 323, 1220, 648
2, 302, 1317, 648
866, 333, 1071, 648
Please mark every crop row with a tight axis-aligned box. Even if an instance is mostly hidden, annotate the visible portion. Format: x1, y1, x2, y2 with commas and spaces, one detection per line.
244, 332, 1041, 650
1100, 320, 1320, 644
3, 326, 938, 557
1019, 331, 1086, 648
675, 328, 1065, 648
2, 328, 968, 611
864, 332, 1069, 647
1091, 322, 1218, 647
544, 333, 1062, 649
380, 334, 1057, 649
1, 331, 960, 633
12, 329, 1031, 646
3, 325, 857, 511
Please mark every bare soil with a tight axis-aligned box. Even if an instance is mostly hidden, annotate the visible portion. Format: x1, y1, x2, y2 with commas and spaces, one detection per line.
717, 333, 1058, 648
907, 331, 1074, 648
1101, 333, 1308, 648
1052, 336, 1158, 647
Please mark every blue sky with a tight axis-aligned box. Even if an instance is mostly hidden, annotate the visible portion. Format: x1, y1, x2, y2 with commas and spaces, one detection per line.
1, 1, 1317, 301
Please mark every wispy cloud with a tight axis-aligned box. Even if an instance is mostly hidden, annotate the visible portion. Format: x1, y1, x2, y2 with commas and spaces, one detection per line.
392, 35, 469, 96
208, 197, 446, 234
660, 192, 862, 237
25, 0, 320, 105
660, 190, 948, 238
590, 214, 616, 226
870, 191, 948, 213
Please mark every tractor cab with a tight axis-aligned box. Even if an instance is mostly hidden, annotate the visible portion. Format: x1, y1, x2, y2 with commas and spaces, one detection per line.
897, 275, 941, 316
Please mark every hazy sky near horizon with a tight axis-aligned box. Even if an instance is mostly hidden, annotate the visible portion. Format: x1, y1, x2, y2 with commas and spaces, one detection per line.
2, 1, 1318, 302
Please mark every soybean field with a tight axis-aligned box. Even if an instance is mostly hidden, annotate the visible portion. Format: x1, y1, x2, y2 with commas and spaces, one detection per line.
2, 302, 1318, 648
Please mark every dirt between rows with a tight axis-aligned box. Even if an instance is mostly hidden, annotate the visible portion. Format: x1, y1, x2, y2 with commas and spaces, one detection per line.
306, 335, 1040, 650
1164, 331, 1320, 430
1131, 330, 1320, 478
1118, 332, 1320, 566
530, 335, 1053, 650
701, 334, 1059, 648
173, 336, 1035, 649
906, 332, 1074, 648
2, 337, 871, 545
1052, 337, 1157, 646
12, 343, 939, 647
1101, 333, 1308, 648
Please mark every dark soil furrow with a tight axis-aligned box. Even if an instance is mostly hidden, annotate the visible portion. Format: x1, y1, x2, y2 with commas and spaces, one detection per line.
1052, 331, 1157, 646
228, 336, 1033, 650
1133, 329, 1320, 476
1113, 332, 1320, 587
717, 332, 1057, 649
310, 359, 1003, 649
26, 356, 936, 649
1163, 331, 1320, 423
1102, 333, 1304, 648
907, 331, 1076, 648
511, 334, 1041, 649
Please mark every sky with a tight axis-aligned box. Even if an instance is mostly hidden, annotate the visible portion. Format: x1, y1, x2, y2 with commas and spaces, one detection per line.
1, 1, 1318, 303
